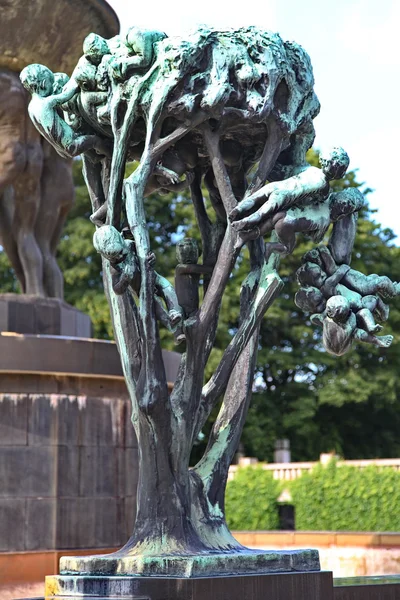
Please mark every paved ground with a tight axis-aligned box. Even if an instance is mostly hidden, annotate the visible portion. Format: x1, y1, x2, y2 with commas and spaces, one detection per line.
0, 581, 44, 599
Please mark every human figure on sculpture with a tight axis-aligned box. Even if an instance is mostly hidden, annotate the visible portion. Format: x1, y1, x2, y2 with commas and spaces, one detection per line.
229, 146, 350, 228
300, 246, 399, 300
296, 266, 387, 336
20, 64, 109, 160
93, 225, 183, 329
233, 186, 364, 261
294, 247, 399, 353
174, 238, 214, 344
77, 28, 166, 134
0, 68, 75, 298
52, 72, 69, 94
312, 295, 393, 355
83, 28, 167, 82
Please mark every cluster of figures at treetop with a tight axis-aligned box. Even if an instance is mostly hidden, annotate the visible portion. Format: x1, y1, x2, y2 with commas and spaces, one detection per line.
20, 25, 400, 357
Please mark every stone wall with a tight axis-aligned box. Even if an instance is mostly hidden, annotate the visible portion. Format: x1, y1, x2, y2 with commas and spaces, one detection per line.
0, 335, 180, 555
0, 374, 137, 552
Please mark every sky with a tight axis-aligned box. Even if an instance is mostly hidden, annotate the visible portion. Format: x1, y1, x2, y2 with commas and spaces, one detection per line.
108, 0, 400, 238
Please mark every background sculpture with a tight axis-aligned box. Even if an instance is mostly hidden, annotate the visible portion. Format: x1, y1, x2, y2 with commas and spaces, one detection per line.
23, 24, 400, 583
0, 68, 74, 297
0, 0, 119, 298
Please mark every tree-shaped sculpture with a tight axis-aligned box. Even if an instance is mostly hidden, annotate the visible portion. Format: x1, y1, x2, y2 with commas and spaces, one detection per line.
21, 26, 400, 578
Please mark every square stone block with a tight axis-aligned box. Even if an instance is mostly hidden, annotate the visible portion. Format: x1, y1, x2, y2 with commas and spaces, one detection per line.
0, 294, 91, 336
26, 497, 56, 550
28, 394, 81, 446
24, 446, 56, 497
334, 577, 400, 600
80, 397, 124, 447
0, 394, 28, 445
79, 446, 119, 497
56, 498, 94, 549
74, 308, 92, 338
10, 298, 36, 333
35, 301, 60, 335
0, 446, 78, 498
0, 498, 26, 551
55, 497, 119, 549
57, 446, 80, 497
0, 446, 29, 497
94, 497, 119, 547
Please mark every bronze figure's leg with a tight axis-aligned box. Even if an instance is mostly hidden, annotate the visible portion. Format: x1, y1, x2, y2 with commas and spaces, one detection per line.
12, 136, 44, 296
36, 144, 74, 298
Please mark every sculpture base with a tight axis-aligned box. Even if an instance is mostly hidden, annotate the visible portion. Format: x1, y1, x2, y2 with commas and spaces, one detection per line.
0, 293, 91, 337
46, 571, 333, 599
60, 548, 320, 578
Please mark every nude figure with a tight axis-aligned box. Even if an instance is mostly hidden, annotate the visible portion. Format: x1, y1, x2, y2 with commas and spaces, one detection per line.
174, 238, 214, 344
311, 296, 393, 356
20, 63, 109, 160
301, 246, 399, 300
82, 27, 167, 82
234, 187, 364, 261
229, 146, 350, 228
93, 225, 183, 330
0, 68, 45, 295
296, 270, 387, 335
295, 245, 400, 353
0, 69, 75, 298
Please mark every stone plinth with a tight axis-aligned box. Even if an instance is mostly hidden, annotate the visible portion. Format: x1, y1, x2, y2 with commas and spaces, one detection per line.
0, 294, 92, 337
60, 548, 320, 579
334, 576, 400, 600
45, 572, 333, 600
0, 334, 181, 553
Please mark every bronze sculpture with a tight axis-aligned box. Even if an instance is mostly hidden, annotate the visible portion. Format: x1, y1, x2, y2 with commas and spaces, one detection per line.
22, 24, 400, 589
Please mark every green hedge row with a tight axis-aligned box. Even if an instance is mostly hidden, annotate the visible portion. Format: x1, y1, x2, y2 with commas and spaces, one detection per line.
225, 461, 400, 531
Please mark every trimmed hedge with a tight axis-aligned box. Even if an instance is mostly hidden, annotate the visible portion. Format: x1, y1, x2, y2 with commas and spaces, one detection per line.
225, 461, 400, 531
225, 466, 280, 530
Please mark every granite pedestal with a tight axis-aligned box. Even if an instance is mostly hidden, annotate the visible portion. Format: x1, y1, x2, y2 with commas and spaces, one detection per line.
0, 333, 181, 554
0, 294, 92, 337
334, 575, 400, 599
45, 571, 333, 600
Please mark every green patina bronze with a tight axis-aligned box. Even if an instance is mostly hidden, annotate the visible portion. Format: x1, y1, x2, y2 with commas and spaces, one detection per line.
22, 25, 400, 579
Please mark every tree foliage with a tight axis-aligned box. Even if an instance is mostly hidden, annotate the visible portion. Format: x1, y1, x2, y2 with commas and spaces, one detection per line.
1, 151, 399, 462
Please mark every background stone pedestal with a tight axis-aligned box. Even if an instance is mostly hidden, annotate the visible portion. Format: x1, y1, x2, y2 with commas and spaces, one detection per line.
0, 333, 180, 554
45, 572, 333, 600
0, 294, 92, 337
